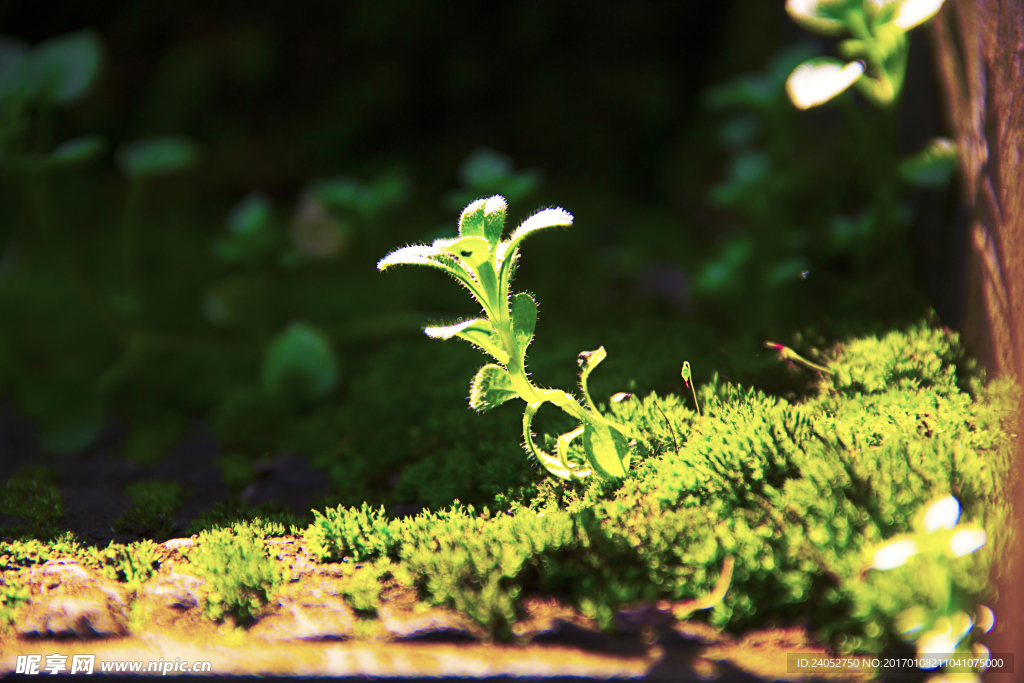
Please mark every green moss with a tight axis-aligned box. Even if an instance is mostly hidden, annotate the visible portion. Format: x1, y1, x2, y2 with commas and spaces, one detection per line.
184, 499, 305, 537
301, 323, 1016, 651
87, 540, 162, 590
186, 521, 285, 624
821, 324, 978, 397
0, 466, 63, 540
337, 558, 393, 616
304, 502, 396, 562
0, 575, 30, 630
0, 538, 54, 570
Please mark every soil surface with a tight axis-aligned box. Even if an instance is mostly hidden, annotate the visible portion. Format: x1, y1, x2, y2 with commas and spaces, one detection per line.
0, 534, 869, 681
1, 406, 874, 681
0, 405, 330, 545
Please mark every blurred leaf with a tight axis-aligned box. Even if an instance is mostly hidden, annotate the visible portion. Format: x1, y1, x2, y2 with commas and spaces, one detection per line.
312, 177, 362, 209
447, 148, 541, 209
215, 452, 257, 491
312, 172, 408, 219
899, 137, 958, 186
202, 275, 268, 328
459, 147, 514, 187
290, 193, 349, 260
17, 378, 105, 455
227, 191, 272, 236
719, 114, 761, 149
116, 136, 199, 179
361, 171, 409, 217
0, 37, 28, 99
50, 135, 106, 166
696, 238, 754, 294
123, 413, 186, 465
764, 256, 810, 286
262, 321, 339, 402
7, 30, 104, 105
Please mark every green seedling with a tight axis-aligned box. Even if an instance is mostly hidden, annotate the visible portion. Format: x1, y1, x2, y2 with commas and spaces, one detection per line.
784, 0, 946, 109
379, 196, 634, 481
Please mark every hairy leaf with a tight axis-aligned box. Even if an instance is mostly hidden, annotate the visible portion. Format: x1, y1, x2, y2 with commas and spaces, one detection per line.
424, 319, 509, 365
482, 195, 507, 248
469, 364, 518, 411
511, 292, 537, 361
458, 198, 487, 238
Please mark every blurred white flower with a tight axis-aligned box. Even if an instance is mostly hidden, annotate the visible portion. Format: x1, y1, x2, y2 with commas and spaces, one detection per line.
786, 59, 864, 109
892, 0, 946, 29
785, 0, 847, 34
975, 605, 995, 635
895, 605, 928, 637
916, 613, 972, 668
867, 0, 946, 29
923, 495, 961, 532
871, 536, 918, 570
949, 527, 987, 557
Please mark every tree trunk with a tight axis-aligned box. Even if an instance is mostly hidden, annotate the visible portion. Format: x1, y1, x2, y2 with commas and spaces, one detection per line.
930, 0, 1024, 669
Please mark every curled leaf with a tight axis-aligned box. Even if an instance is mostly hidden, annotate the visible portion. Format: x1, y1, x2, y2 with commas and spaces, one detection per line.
581, 419, 630, 479
577, 346, 606, 411
556, 425, 586, 472
672, 556, 735, 618
457, 198, 488, 238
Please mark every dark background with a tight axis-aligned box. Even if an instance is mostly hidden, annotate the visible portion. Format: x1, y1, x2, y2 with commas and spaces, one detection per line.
0, 0, 963, 532
0, 1, 781, 205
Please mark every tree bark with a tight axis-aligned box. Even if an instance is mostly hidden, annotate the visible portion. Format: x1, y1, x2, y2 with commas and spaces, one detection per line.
930, 0, 1024, 670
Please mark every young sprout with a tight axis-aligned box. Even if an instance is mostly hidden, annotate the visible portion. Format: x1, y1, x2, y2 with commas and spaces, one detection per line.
681, 361, 702, 418
765, 341, 833, 374
379, 196, 634, 481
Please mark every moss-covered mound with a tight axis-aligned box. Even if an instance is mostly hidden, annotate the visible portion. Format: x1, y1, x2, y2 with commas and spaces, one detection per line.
302, 324, 1016, 649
